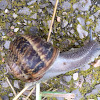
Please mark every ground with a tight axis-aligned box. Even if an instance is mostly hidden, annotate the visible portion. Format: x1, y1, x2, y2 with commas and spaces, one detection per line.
0, 0, 100, 100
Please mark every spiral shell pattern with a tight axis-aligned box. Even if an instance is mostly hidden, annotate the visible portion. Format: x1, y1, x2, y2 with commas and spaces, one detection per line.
7, 35, 59, 82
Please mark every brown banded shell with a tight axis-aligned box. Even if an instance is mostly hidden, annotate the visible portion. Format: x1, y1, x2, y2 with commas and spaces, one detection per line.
7, 35, 59, 82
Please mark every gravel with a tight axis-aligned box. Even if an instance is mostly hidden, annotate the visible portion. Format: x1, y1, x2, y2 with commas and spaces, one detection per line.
17, 7, 31, 15
0, 0, 8, 10
62, 1, 71, 10
27, 0, 36, 5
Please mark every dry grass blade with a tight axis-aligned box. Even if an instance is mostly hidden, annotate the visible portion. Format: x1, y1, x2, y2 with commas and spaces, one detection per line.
47, 0, 59, 42
6, 77, 17, 96
13, 85, 31, 100
25, 87, 35, 100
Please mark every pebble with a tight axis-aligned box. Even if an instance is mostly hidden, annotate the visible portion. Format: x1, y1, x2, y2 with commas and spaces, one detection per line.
63, 75, 72, 82
77, 24, 88, 39
27, 0, 36, 5
13, 13, 18, 19
47, 20, 51, 28
86, 84, 100, 96
0, 0, 8, 10
14, 80, 20, 89
57, 16, 61, 22
73, 73, 78, 80
72, 89, 83, 100
77, 17, 85, 26
5, 9, 9, 13
94, 10, 100, 17
10, 26, 15, 30
14, 28, 19, 32
95, 19, 100, 32
89, 15, 95, 21
93, 60, 100, 67
86, 21, 91, 25
4, 41, 11, 49
73, 0, 91, 11
49, 0, 56, 6
40, 3, 49, 8
62, 1, 71, 10
17, 7, 31, 15
8, 93, 13, 97
1, 52, 5, 57
1, 82, 9, 88
30, 13, 37, 19
1, 95, 9, 100
62, 20, 68, 28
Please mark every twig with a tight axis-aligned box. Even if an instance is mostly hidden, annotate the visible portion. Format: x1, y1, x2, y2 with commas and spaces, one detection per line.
6, 77, 17, 96
47, 0, 59, 42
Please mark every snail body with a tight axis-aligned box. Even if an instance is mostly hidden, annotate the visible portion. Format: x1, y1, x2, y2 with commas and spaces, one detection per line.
7, 33, 100, 83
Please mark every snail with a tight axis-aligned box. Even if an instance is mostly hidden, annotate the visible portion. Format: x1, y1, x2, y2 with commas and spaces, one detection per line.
7, 29, 100, 84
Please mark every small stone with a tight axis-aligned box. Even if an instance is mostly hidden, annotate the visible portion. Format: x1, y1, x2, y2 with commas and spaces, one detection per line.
77, 24, 88, 39
89, 15, 94, 21
94, 10, 100, 17
27, 0, 36, 5
38, 9, 42, 13
1, 52, 5, 57
14, 80, 20, 89
63, 75, 72, 82
0, 0, 8, 10
77, 17, 85, 26
57, 16, 61, 22
13, 13, 18, 19
18, 7, 31, 15
72, 89, 83, 100
73, 0, 91, 11
8, 93, 13, 97
95, 19, 100, 32
10, 26, 14, 30
14, 28, 19, 32
17, 22, 21, 25
49, 0, 56, 6
86, 84, 100, 96
73, 73, 78, 80
40, 3, 49, 8
86, 21, 90, 25
62, 12, 67, 15
62, 1, 71, 10
4, 40, 11, 49
1, 95, 9, 100
62, 20, 68, 28
5, 9, 9, 13
1, 81, 9, 88
30, 13, 37, 19
93, 60, 100, 67
47, 20, 51, 28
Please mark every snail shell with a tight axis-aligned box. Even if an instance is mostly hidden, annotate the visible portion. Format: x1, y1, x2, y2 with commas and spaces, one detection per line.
7, 35, 59, 82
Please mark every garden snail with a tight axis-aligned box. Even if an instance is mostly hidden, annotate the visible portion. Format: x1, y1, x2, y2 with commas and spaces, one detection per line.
7, 30, 100, 83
